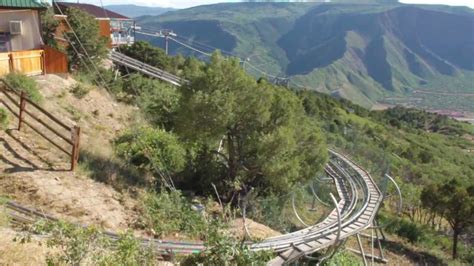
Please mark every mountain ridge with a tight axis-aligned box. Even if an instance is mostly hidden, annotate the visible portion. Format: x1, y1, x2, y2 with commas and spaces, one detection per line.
136, 3, 474, 111
105, 4, 175, 18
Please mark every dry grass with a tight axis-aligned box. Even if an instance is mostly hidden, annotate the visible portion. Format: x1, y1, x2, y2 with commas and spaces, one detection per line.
0, 228, 51, 265
229, 218, 281, 241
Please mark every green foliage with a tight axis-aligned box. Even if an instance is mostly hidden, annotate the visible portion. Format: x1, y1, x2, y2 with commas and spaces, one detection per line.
108, 40, 473, 263
137, 82, 181, 130
391, 218, 425, 243
22, 220, 156, 265
65, 7, 109, 70
70, 83, 92, 99
4, 72, 42, 103
323, 250, 362, 266
40, 8, 60, 49
376, 106, 470, 136
0, 108, 8, 129
177, 52, 327, 195
139, 190, 207, 239
421, 179, 474, 259
183, 219, 272, 265
119, 73, 181, 129
115, 126, 186, 176
119, 41, 188, 76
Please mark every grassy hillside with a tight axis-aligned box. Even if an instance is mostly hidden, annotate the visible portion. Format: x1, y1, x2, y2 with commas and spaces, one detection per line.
136, 2, 474, 111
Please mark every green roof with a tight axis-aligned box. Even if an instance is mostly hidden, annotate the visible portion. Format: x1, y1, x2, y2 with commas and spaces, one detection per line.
0, 0, 47, 9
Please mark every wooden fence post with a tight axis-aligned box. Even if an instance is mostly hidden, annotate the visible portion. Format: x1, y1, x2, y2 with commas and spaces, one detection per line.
70, 126, 81, 171
18, 91, 26, 130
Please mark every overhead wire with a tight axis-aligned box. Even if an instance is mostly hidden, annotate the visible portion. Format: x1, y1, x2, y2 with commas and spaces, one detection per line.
96, 0, 179, 189
53, 0, 111, 92
136, 26, 291, 83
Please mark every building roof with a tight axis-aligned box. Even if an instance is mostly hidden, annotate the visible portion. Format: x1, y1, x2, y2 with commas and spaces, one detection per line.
0, 0, 47, 9
55, 2, 130, 19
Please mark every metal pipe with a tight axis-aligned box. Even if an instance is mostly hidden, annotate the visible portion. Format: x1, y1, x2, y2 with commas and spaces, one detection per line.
292, 192, 309, 227
384, 174, 403, 214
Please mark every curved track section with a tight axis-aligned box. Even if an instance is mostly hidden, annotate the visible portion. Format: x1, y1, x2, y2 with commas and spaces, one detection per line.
5, 149, 383, 264
265, 150, 383, 265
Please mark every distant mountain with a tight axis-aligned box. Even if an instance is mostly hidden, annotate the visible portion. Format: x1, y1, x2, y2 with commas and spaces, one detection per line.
105, 4, 175, 18
136, 3, 474, 111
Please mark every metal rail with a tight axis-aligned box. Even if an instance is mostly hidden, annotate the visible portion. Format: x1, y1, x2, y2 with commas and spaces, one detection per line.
109, 51, 186, 86
4, 149, 386, 264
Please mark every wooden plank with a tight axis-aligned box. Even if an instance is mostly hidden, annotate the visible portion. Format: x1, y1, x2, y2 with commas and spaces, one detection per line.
23, 108, 73, 145
10, 50, 44, 76
22, 119, 72, 156
0, 52, 11, 76
44, 46, 68, 74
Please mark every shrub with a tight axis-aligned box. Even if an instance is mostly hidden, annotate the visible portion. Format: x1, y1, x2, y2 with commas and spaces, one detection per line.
65, 7, 108, 70
0, 108, 8, 129
386, 217, 425, 244
70, 83, 92, 99
20, 220, 156, 265
323, 250, 362, 265
139, 190, 207, 239
137, 81, 181, 130
182, 219, 272, 265
5, 73, 42, 103
115, 126, 186, 176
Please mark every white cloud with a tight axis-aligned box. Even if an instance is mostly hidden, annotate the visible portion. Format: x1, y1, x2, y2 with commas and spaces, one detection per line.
399, 0, 474, 8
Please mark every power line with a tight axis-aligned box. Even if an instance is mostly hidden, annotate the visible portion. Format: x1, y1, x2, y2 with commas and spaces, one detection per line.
53, 1, 111, 92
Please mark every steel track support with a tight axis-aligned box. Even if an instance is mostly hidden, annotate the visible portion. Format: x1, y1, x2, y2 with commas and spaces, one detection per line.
374, 222, 386, 260
310, 183, 331, 207
292, 192, 309, 227
356, 233, 368, 266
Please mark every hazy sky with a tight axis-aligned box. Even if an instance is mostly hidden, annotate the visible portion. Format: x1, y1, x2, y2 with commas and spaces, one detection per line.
64, 0, 474, 9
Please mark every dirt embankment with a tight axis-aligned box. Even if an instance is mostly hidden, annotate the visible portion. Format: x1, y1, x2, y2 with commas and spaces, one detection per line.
0, 74, 139, 231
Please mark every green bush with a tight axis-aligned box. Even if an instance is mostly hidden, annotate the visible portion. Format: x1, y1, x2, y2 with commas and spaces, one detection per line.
139, 190, 207, 239
65, 7, 108, 70
0, 108, 8, 129
115, 126, 186, 176
323, 250, 362, 265
385, 217, 425, 244
137, 84, 181, 130
21, 220, 156, 265
70, 83, 92, 99
182, 219, 272, 265
5, 73, 42, 103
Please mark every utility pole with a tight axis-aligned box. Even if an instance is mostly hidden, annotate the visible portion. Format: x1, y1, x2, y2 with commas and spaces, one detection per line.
161, 30, 176, 55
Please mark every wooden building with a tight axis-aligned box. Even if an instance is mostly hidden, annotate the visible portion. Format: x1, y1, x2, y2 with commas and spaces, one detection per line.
54, 2, 135, 48
0, 0, 47, 75
0, 0, 68, 76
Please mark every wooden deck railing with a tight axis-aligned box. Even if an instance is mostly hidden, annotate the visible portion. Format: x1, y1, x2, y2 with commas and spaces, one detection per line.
0, 79, 80, 171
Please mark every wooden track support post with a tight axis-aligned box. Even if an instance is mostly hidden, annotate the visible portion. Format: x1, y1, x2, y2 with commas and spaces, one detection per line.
70, 126, 81, 171
18, 91, 26, 130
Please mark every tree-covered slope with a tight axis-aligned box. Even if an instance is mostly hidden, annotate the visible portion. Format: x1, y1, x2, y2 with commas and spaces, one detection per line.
136, 2, 474, 110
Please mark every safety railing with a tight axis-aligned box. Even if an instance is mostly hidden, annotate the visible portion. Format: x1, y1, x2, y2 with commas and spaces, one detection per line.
0, 79, 81, 170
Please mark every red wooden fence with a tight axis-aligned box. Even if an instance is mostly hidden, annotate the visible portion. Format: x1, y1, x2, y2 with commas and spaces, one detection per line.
0, 79, 80, 170
44, 45, 68, 74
